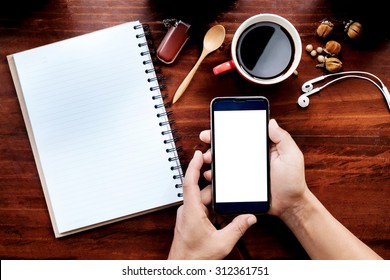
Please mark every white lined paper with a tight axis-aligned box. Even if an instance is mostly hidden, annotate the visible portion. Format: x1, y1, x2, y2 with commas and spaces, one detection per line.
8, 21, 183, 236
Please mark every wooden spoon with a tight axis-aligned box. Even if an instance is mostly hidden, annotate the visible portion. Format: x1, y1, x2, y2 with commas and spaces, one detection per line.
172, 25, 226, 104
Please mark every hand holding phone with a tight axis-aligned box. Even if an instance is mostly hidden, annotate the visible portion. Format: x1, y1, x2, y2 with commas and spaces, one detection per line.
210, 96, 270, 215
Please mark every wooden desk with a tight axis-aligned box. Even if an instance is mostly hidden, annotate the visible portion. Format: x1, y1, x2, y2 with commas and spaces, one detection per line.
0, 0, 388, 259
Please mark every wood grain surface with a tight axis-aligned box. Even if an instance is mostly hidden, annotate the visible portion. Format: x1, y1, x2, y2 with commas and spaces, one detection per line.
0, 0, 389, 259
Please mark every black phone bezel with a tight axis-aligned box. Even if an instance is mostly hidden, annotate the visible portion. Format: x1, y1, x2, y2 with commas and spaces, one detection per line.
210, 96, 271, 215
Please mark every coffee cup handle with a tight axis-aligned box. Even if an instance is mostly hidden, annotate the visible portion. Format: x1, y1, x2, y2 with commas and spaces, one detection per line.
213, 60, 236, 75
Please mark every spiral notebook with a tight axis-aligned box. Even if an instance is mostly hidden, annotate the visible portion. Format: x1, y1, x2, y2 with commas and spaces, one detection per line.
7, 21, 183, 237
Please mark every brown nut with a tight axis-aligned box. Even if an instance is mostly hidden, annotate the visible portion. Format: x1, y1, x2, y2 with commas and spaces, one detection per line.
316, 20, 334, 38
345, 21, 362, 39
324, 40, 341, 56
324, 57, 343, 73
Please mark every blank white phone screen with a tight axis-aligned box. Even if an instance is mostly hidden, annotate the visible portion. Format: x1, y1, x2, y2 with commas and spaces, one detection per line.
214, 109, 268, 203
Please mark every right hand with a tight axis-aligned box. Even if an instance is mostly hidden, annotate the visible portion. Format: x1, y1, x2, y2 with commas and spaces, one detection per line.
267, 119, 308, 218
199, 119, 308, 218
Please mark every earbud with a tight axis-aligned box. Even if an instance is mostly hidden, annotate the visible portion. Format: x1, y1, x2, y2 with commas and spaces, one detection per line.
297, 88, 321, 108
301, 76, 326, 93
298, 71, 390, 111
301, 82, 313, 93
297, 95, 309, 108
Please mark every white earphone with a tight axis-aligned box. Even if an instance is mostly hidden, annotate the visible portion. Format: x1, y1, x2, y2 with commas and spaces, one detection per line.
298, 71, 390, 111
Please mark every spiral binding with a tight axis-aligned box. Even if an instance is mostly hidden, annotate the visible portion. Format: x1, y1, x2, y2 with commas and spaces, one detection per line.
134, 23, 183, 197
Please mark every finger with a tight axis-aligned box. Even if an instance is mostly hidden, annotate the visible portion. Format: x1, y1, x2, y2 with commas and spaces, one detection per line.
200, 185, 212, 205
218, 214, 257, 245
202, 148, 212, 164
203, 169, 212, 182
183, 150, 204, 203
199, 130, 211, 144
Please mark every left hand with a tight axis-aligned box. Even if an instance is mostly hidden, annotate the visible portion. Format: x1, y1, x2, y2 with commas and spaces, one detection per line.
168, 150, 257, 260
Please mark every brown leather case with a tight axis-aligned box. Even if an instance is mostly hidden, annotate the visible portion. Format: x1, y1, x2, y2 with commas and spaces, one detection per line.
157, 21, 190, 64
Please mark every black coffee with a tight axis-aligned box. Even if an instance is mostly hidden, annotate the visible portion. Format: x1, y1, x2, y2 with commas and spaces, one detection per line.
237, 22, 294, 79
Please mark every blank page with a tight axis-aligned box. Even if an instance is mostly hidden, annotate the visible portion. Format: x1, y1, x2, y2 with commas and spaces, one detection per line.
8, 21, 183, 236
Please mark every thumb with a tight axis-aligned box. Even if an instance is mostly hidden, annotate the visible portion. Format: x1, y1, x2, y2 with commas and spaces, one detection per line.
219, 214, 257, 246
269, 118, 287, 144
269, 119, 299, 154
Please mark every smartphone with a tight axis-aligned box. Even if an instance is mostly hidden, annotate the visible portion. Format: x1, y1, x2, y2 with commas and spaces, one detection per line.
210, 96, 270, 215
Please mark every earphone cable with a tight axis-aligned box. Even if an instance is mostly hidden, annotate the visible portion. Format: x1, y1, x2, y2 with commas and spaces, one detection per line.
315, 75, 390, 111
325, 71, 386, 89
318, 75, 384, 94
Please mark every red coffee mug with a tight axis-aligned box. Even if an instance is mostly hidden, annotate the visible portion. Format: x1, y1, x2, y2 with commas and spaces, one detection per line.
213, 14, 302, 85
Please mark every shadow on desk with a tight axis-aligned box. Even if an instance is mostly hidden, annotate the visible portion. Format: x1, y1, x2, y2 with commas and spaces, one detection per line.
327, 0, 389, 43
148, 0, 237, 41
1, 0, 50, 16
